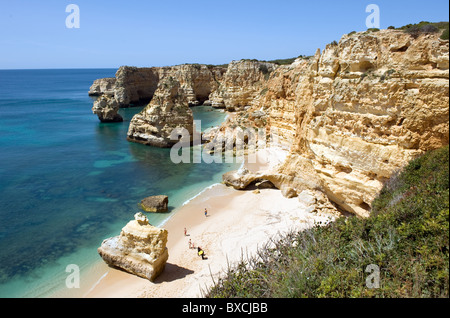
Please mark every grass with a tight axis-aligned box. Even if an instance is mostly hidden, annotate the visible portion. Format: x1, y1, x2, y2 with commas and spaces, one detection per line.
206, 146, 449, 298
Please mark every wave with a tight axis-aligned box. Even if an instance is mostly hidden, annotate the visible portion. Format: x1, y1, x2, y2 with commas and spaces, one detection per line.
83, 271, 109, 297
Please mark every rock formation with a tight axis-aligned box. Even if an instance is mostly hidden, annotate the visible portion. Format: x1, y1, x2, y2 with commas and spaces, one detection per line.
90, 27, 449, 217
209, 60, 277, 111
113, 66, 160, 107
222, 29, 449, 217
127, 78, 194, 147
91, 95, 123, 123
140, 195, 169, 212
158, 64, 226, 106
89, 64, 227, 109
98, 212, 169, 281
89, 77, 116, 96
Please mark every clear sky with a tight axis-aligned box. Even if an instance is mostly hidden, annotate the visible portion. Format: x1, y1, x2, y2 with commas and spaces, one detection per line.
0, 0, 448, 69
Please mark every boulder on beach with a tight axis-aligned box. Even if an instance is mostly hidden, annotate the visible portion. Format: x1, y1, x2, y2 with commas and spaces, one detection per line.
98, 212, 169, 281
140, 195, 169, 212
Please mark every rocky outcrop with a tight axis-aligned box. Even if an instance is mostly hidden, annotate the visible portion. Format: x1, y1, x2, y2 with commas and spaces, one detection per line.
209, 60, 277, 111
89, 27, 448, 218
127, 78, 194, 147
114, 66, 160, 106
98, 212, 169, 281
91, 95, 123, 122
89, 78, 116, 96
90, 64, 227, 110
140, 195, 169, 212
223, 29, 449, 217
159, 64, 226, 106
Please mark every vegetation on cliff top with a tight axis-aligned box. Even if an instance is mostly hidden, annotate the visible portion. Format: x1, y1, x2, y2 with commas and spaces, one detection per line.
393, 21, 449, 40
206, 146, 449, 298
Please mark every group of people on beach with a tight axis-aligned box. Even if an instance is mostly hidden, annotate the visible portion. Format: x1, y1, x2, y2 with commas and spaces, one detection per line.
184, 208, 208, 260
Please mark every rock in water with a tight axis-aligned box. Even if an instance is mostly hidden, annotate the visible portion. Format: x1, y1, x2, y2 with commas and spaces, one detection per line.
92, 95, 123, 123
98, 212, 169, 281
140, 195, 169, 212
127, 77, 193, 147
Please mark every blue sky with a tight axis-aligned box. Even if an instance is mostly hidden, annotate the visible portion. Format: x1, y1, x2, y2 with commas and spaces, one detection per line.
0, 0, 448, 69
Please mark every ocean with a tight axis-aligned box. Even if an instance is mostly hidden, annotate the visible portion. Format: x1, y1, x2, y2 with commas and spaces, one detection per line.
0, 69, 238, 297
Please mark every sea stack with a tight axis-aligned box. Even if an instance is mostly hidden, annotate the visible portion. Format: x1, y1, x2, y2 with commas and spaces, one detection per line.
91, 95, 123, 123
98, 212, 169, 281
127, 77, 193, 147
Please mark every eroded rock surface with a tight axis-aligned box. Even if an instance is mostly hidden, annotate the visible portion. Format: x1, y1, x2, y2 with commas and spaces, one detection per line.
140, 195, 169, 213
127, 78, 194, 147
98, 212, 168, 281
221, 30, 449, 217
91, 95, 123, 123
90, 28, 449, 217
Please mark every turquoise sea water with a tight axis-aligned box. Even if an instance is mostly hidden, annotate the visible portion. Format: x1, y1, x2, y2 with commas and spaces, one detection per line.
0, 69, 237, 297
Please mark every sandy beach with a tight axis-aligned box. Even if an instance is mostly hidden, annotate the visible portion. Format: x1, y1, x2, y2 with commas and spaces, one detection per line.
84, 148, 336, 298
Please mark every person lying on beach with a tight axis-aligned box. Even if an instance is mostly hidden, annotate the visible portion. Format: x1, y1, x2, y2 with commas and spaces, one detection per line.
197, 247, 206, 260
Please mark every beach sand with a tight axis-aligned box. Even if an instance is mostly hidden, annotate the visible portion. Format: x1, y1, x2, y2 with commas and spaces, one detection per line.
84, 148, 336, 298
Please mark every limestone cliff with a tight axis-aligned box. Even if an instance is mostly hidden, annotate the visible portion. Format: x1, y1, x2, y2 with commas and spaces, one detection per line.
209, 60, 277, 111
114, 66, 160, 106
89, 64, 226, 124
90, 64, 226, 109
89, 77, 116, 96
89, 27, 448, 217
98, 212, 168, 281
126, 77, 194, 148
225, 29, 449, 217
158, 64, 226, 106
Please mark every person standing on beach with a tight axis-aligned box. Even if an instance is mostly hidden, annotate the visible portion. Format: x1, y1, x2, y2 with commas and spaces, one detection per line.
204, 208, 208, 217
184, 227, 187, 236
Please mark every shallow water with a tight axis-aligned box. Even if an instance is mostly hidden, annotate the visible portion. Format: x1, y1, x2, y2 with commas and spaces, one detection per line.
0, 69, 238, 297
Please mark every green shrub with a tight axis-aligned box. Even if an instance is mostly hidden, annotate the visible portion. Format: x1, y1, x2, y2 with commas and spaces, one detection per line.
267, 57, 298, 65
441, 28, 449, 40
399, 21, 449, 39
206, 146, 449, 298
258, 64, 269, 75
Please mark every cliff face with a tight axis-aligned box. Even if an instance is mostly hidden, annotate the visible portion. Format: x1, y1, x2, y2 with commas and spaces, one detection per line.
126, 77, 194, 148
208, 60, 277, 111
114, 66, 160, 106
89, 64, 226, 108
89, 64, 226, 123
90, 28, 448, 217
244, 29, 449, 217
159, 64, 226, 106
89, 77, 116, 96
